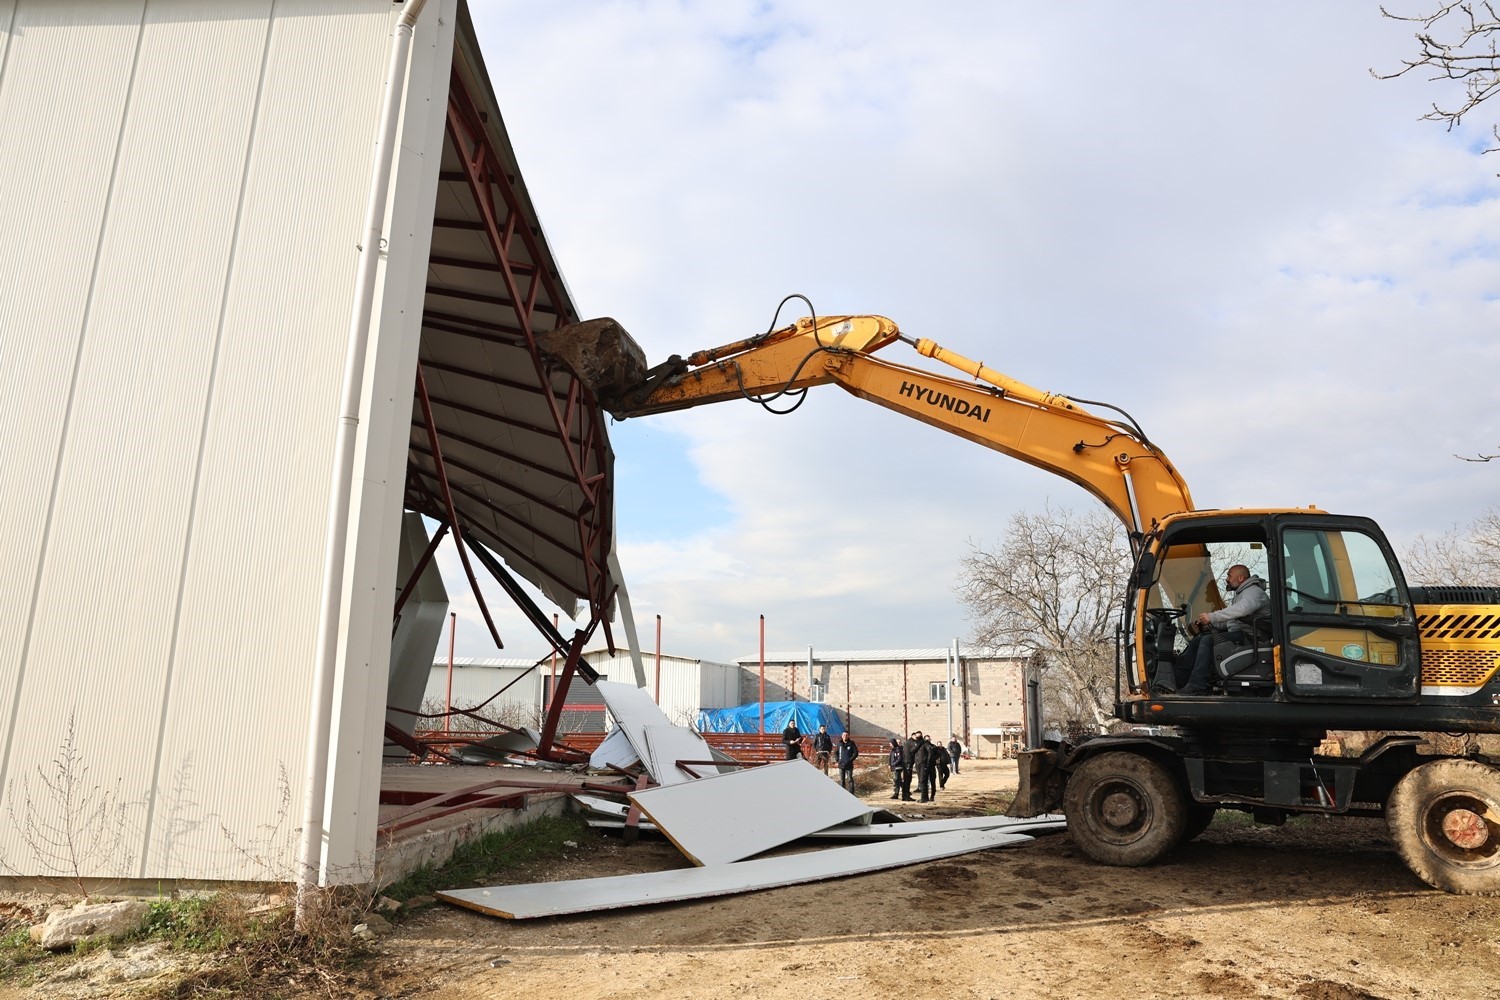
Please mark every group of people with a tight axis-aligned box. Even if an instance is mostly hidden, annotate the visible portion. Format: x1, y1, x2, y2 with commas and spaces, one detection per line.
782, 722, 862, 791
779, 721, 964, 798
886, 731, 962, 803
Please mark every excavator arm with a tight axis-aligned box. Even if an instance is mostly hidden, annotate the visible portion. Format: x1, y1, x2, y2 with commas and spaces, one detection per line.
577, 314, 1194, 537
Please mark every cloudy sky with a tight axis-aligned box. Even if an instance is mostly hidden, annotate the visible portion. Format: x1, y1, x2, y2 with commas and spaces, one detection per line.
433, 1, 1500, 666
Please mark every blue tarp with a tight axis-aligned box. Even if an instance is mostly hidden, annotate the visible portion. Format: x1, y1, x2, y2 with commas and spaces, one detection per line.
695, 701, 845, 735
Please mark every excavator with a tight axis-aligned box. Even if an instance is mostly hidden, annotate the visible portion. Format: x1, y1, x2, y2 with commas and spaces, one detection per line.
542, 310, 1500, 895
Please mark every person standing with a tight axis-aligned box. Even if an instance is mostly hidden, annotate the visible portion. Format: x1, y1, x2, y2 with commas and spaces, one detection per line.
887, 737, 906, 800
948, 735, 963, 775
812, 724, 835, 775
913, 734, 936, 803
836, 731, 860, 792
782, 719, 804, 760
901, 731, 922, 801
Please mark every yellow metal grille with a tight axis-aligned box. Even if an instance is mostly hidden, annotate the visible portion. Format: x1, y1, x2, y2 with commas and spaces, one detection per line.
1420, 649, 1500, 688
1417, 608, 1500, 641
1417, 604, 1500, 687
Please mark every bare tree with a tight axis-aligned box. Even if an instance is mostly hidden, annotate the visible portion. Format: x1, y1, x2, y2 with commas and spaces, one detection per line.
1376, 2, 1500, 150
956, 504, 1133, 730
1404, 504, 1500, 583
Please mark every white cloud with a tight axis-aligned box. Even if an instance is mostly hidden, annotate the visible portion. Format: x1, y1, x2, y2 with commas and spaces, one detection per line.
444, 1, 1500, 663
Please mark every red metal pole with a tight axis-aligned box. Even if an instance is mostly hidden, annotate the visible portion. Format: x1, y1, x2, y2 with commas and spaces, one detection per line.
445, 612, 456, 735
654, 615, 662, 703
758, 615, 765, 734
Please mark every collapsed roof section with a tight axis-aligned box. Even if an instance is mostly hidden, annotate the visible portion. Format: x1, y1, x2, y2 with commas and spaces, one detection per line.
404, 4, 616, 647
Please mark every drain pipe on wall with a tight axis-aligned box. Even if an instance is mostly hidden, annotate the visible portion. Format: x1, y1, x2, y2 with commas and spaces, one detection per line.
298, 0, 429, 923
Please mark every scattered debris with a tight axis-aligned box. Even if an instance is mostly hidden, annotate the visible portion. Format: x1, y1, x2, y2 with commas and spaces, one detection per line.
629, 759, 869, 866
438, 828, 1032, 919
32, 899, 150, 951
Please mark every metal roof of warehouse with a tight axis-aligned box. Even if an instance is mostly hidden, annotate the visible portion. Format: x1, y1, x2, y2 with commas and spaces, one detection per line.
406, 5, 617, 629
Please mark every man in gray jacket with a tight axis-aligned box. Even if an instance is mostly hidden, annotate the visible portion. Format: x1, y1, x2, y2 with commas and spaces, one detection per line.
1156, 564, 1269, 696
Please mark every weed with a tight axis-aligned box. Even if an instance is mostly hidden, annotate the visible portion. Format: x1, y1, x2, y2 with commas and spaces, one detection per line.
384, 813, 590, 901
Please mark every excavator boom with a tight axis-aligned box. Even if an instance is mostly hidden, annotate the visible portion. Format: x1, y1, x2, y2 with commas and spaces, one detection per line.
553, 314, 1195, 536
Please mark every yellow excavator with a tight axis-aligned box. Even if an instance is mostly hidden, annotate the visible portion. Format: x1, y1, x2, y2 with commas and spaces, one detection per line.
544, 311, 1500, 895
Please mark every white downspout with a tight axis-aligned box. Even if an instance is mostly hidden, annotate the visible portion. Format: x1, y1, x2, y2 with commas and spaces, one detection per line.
298, 0, 429, 919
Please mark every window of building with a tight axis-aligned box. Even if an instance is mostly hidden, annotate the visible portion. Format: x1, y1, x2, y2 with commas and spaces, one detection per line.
809, 681, 825, 703
929, 681, 947, 702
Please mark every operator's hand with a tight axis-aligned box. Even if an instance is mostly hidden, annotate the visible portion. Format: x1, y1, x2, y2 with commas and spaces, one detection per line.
1193, 612, 1212, 631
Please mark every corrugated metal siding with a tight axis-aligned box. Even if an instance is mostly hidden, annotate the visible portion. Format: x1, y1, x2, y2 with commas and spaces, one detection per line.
0, 0, 428, 882
582, 653, 740, 728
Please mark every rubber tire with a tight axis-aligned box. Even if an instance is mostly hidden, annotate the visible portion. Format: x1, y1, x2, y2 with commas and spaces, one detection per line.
1387, 758, 1500, 895
1181, 802, 1218, 844
1063, 751, 1187, 867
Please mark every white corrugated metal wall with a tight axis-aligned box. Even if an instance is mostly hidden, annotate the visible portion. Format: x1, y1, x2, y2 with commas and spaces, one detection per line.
0, 0, 454, 883
583, 652, 740, 728
421, 660, 544, 721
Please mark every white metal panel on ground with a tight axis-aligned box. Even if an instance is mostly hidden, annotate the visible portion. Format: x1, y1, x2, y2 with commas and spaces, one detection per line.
805, 814, 1068, 840
588, 728, 639, 770
595, 680, 674, 774
641, 725, 715, 786
630, 759, 870, 866
438, 828, 1033, 919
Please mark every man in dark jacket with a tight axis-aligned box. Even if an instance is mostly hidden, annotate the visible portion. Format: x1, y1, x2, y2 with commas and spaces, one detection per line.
782, 720, 803, 760
948, 735, 963, 775
835, 732, 860, 792
913, 734, 936, 803
934, 740, 951, 788
901, 731, 922, 801
812, 725, 835, 775
887, 737, 906, 800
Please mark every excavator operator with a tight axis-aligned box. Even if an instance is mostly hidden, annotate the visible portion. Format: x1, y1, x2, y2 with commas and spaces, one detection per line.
1152, 564, 1269, 695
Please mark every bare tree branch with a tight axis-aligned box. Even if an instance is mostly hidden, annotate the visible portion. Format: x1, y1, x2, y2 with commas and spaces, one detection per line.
956, 503, 1131, 731
1375, 2, 1500, 149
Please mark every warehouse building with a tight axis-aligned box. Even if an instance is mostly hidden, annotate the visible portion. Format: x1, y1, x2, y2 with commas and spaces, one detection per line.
736, 648, 1028, 750
0, 1, 625, 886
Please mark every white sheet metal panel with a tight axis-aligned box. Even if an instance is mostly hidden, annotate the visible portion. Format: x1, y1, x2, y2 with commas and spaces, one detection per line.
640, 725, 715, 786
806, 814, 1068, 840
588, 728, 638, 770
438, 827, 1033, 919
595, 680, 673, 774
586, 652, 740, 727
0, 0, 156, 876
0, 0, 445, 882
386, 514, 452, 741
630, 759, 870, 866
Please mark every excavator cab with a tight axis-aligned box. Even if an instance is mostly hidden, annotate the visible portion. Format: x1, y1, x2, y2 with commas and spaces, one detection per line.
1128, 511, 1422, 710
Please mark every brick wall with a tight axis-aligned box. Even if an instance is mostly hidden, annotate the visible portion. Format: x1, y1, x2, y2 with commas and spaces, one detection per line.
736, 656, 1025, 743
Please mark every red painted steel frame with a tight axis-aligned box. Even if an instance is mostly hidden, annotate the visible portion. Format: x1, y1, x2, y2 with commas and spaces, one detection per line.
438, 68, 625, 760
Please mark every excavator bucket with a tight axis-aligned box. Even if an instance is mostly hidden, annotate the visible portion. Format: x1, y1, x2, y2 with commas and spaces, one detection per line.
1009, 747, 1065, 817
536, 317, 649, 410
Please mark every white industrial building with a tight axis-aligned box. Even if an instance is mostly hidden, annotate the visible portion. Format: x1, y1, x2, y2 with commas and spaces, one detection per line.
420, 651, 739, 733
0, 1, 628, 886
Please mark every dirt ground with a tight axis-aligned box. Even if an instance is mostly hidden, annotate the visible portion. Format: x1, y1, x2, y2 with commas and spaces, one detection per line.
366, 757, 1500, 1000
7, 756, 1500, 999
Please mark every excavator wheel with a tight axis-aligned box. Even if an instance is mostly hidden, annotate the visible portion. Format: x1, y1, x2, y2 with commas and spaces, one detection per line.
1062, 751, 1187, 867
1386, 758, 1500, 895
